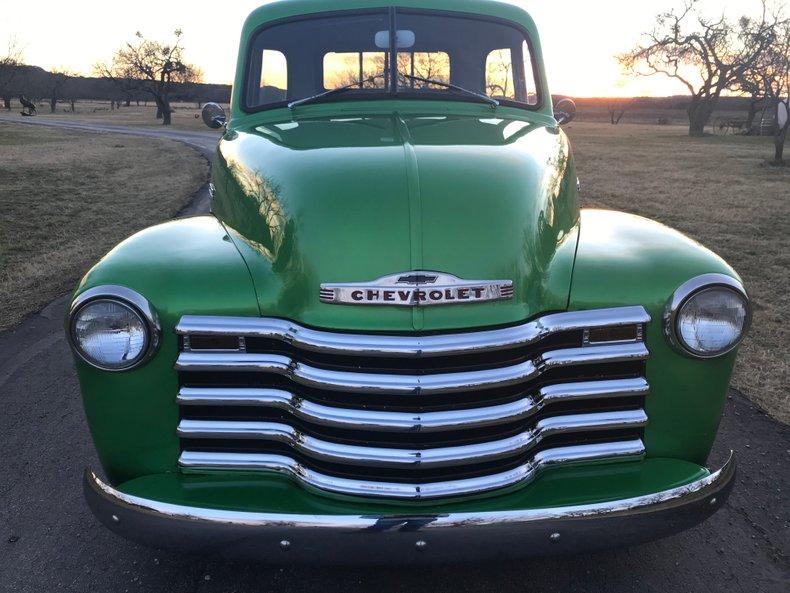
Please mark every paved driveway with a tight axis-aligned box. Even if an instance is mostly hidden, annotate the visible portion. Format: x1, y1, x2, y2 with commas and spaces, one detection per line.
0, 117, 787, 593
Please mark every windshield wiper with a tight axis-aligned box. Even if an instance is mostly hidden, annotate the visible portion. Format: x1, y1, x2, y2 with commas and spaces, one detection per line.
288, 72, 387, 110
398, 74, 499, 109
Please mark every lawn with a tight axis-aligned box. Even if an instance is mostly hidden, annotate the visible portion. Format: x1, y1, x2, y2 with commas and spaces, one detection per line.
0, 122, 208, 331
567, 122, 789, 423
6, 99, 226, 132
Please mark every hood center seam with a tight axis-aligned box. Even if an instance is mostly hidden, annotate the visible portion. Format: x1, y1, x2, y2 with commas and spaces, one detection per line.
395, 113, 425, 331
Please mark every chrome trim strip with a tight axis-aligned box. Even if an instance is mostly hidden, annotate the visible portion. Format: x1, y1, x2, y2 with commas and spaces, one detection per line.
176, 377, 649, 433
319, 270, 513, 307
663, 273, 751, 359
83, 453, 735, 561
178, 440, 646, 499
175, 342, 649, 395
175, 306, 650, 358
177, 410, 647, 469
68, 285, 161, 372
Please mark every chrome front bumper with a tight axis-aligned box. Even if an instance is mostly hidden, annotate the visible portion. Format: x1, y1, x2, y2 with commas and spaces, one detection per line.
84, 453, 735, 563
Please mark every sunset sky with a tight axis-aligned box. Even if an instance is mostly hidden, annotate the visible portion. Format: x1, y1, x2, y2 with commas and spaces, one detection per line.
0, 0, 773, 97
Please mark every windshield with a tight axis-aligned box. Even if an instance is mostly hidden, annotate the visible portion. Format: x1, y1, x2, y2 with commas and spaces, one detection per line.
244, 9, 540, 112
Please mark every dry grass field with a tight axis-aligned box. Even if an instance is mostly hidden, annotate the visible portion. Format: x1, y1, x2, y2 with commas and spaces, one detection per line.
0, 123, 208, 331
5, 99, 226, 132
568, 122, 789, 423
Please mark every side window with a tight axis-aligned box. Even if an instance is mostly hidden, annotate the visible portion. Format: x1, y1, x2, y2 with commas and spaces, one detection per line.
259, 50, 288, 103
485, 42, 538, 105
521, 41, 538, 105
324, 52, 387, 90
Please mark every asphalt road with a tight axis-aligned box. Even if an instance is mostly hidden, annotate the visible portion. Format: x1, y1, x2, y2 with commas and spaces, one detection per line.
0, 117, 788, 593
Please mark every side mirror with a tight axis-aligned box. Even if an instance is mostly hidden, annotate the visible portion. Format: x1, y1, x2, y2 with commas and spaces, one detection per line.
202, 102, 227, 129
554, 98, 577, 126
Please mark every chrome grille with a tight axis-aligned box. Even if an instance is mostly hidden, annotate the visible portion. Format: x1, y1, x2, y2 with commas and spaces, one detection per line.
175, 306, 651, 500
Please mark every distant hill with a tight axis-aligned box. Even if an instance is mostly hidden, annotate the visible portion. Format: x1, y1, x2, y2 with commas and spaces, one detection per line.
1, 64, 758, 125
0, 64, 231, 107
557, 96, 756, 126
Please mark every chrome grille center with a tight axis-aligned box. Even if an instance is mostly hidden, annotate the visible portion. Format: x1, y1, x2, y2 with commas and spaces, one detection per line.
174, 306, 651, 500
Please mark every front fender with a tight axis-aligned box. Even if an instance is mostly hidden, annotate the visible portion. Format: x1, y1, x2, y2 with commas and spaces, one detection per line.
71, 216, 260, 484
570, 209, 742, 464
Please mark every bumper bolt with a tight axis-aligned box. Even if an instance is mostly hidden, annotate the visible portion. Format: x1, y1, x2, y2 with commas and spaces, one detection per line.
415, 540, 427, 551
280, 540, 291, 551
111, 515, 120, 524
549, 532, 561, 542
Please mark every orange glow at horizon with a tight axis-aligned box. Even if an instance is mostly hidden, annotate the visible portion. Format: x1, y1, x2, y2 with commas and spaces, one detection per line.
0, 0, 770, 99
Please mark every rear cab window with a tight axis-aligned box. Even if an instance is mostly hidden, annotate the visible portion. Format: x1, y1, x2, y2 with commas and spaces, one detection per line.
245, 9, 541, 111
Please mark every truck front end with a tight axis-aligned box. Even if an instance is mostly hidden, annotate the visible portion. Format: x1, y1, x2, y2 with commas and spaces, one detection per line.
70, 0, 747, 561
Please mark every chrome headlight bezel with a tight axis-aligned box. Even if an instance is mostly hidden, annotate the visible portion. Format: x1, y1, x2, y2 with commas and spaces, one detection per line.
663, 274, 751, 359
68, 285, 161, 372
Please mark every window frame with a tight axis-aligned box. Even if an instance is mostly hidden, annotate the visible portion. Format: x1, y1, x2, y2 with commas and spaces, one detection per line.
241, 7, 544, 114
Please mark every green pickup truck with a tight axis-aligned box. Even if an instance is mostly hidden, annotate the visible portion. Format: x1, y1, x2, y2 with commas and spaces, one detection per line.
69, 0, 749, 562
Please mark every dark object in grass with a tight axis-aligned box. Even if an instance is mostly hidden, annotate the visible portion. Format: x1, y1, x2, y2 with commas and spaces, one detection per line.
19, 95, 36, 116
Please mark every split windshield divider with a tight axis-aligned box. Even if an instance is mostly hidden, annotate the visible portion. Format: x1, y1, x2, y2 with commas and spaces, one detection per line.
268, 6, 536, 113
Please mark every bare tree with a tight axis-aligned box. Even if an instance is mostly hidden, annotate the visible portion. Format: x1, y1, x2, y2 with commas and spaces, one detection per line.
735, 56, 771, 132
619, 0, 783, 136
607, 99, 633, 125
399, 52, 450, 89
94, 60, 139, 107
96, 30, 201, 125
62, 73, 82, 112
47, 69, 71, 113
771, 24, 790, 162
485, 49, 514, 98
737, 20, 790, 161
0, 40, 24, 110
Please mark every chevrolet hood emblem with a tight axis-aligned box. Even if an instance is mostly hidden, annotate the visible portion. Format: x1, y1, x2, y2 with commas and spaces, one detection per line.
320, 271, 513, 306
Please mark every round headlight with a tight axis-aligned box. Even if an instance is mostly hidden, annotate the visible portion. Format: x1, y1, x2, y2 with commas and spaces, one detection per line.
69, 286, 160, 371
665, 275, 750, 359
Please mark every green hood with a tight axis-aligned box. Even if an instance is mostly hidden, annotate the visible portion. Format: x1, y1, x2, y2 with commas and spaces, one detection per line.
213, 111, 579, 331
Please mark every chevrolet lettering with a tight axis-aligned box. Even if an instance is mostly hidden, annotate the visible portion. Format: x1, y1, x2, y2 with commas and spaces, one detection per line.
320, 271, 514, 305
69, 0, 749, 562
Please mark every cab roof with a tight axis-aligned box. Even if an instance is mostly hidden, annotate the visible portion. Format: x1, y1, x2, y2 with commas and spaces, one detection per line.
242, 0, 539, 34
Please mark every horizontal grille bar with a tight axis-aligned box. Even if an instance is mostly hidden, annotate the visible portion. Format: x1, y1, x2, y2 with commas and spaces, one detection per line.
177, 377, 649, 433
175, 342, 649, 395
176, 306, 650, 358
176, 307, 650, 499
178, 439, 646, 499
177, 410, 647, 469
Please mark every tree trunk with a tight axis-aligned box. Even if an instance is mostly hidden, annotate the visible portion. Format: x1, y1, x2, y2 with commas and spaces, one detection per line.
156, 95, 172, 125
688, 99, 714, 136
744, 99, 760, 135
125, 98, 131, 107
50, 97, 57, 113
70, 99, 75, 112
775, 120, 788, 164
3, 97, 10, 110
